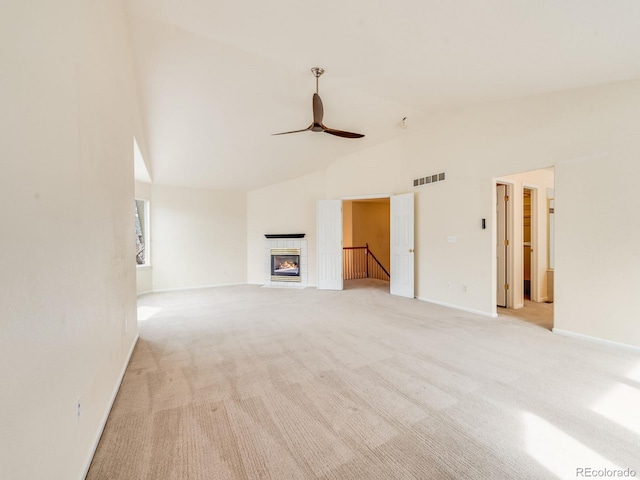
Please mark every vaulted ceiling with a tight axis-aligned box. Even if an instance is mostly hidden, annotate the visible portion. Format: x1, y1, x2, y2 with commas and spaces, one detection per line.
125, 0, 640, 190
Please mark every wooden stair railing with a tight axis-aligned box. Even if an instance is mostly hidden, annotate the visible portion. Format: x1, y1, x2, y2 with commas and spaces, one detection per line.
343, 243, 390, 281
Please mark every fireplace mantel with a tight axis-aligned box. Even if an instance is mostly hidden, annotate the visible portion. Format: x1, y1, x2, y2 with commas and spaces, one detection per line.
264, 233, 305, 239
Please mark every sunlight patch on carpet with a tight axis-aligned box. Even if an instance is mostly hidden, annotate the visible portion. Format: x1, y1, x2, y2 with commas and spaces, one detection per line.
592, 383, 640, 436
523, 412, 620, 479
627, 361, 640, 384
137, 306, 162, 322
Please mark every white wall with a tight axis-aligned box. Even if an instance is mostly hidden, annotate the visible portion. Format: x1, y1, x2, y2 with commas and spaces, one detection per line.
555, 151, 640, 346
0, 1, 141, 478
247, 171, 326, 285
151, 185, 247, 291
248, 80, 640, 347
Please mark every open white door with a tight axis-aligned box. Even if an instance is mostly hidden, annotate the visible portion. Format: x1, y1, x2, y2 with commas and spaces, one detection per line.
496, 184, 508, 307
317, 200, 343, 290
390, 193, 414, 298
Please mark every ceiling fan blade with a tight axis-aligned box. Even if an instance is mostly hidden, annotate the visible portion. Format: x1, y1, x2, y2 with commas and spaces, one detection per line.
323, 126, 365, 139
312, 93, 323, 124
272, 125, 312, 136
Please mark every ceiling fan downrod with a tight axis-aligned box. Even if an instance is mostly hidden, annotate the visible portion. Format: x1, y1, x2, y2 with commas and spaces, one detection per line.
311, 67, 324, 94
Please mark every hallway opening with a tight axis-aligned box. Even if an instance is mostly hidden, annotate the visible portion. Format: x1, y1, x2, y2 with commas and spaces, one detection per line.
495, 167, 555, 329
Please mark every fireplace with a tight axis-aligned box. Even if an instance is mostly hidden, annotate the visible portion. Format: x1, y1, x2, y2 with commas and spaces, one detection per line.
264, 235, 307, 287
270, 248, 301, 282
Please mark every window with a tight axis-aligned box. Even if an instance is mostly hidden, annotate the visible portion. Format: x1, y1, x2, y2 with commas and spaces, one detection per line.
135, 199, 149, 265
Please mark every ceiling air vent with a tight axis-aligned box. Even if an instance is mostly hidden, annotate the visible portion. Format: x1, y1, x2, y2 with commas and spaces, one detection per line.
413, 172, 446, 188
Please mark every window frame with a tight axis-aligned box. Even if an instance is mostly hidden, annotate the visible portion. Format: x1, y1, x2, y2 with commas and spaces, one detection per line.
135, 198, 151, 267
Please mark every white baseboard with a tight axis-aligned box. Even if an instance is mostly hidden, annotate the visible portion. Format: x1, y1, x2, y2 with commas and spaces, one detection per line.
136, 289, 153, 296
416, 297, 498, 318
80, 333, 139, 480
552, 328, 640, 352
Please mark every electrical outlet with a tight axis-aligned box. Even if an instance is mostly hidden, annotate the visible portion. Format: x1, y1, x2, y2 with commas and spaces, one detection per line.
76, 397, 81, 424
447, 282, 452, 289
462, 285, 468, 293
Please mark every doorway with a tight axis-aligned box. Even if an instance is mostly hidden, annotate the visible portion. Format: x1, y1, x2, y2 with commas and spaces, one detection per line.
342, 198, 391, 288
494, 168, 555, 329
317, 193, 415, 298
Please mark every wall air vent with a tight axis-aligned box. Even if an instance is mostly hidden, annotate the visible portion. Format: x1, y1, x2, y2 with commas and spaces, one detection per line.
413, 172, 446, 188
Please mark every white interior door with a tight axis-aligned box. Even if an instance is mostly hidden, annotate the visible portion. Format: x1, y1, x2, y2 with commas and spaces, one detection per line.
390, 192, 414, 298
497, 184, 508, 307
317, 200, 343, 290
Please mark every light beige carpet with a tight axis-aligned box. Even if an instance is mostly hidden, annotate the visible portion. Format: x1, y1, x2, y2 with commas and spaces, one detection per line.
87, 280, 640, 479
499, 300, 554, 331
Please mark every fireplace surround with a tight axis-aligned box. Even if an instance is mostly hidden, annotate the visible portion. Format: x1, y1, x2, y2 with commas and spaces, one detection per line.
264, 235, 307, 287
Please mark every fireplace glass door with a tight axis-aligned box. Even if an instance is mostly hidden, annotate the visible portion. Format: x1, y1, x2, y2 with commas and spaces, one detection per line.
270, 248, 301, 281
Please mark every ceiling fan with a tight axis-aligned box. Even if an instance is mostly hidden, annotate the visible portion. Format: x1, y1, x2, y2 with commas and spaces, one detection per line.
273, 67, 364, 139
